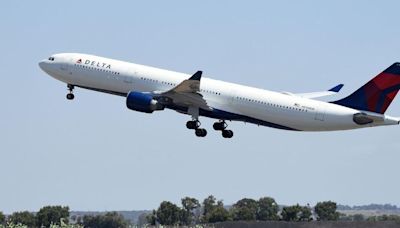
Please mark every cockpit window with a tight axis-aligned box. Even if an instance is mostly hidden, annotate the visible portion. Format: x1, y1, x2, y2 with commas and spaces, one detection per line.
48, 57, 55, 61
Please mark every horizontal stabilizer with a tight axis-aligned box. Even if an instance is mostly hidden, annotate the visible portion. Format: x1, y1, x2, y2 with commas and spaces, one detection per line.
329, 84, 344, 92
294, 84, 344, 99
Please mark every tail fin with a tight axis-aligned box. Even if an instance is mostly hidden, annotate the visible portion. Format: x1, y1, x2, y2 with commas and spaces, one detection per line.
333, 63, 400, 114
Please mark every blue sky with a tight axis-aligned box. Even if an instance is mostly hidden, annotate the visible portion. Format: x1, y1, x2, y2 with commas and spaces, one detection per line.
1, 1, 399, 214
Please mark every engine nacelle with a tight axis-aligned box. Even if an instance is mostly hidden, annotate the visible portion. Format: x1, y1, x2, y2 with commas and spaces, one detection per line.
353, 113, 373, 125
126, 91, 164, 113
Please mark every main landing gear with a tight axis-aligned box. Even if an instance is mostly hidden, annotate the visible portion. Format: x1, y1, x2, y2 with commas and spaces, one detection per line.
186, 119, 234, 138
186, 107, 207, 137
66, 84, 75, 100
186, 120, 207, 137
186, 107, 232, 138
213, 120, 234, 138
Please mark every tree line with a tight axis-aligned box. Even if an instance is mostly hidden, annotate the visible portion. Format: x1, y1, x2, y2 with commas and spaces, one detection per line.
1, 196, 400, 227
0, 206, 126, 228
144, 195, 341, 226
0, 206, 69, 227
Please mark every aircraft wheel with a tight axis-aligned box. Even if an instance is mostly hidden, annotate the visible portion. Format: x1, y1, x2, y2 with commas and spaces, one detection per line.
195, 128, 207, 137
213, 122, 226, 131
222, 130, 233, 138
186, 121, 199, 129
66, 93, 75, 100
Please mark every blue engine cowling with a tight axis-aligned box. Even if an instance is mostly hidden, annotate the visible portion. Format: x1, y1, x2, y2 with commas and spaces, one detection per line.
126, 91, 164, 113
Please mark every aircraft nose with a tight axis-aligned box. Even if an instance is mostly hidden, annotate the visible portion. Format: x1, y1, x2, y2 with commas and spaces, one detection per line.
39, 60, 48, 71
39, 60, 45, 69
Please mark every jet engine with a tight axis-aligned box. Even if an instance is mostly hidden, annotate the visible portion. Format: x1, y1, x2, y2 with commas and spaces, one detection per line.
126, 91, 164, 113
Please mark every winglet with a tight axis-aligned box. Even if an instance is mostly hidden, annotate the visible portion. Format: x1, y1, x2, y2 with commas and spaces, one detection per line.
328, 84, 344, 92
189, 71, 202, 81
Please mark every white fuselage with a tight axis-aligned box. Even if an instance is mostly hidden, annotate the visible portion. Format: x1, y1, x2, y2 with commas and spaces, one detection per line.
39, 53, 399, 131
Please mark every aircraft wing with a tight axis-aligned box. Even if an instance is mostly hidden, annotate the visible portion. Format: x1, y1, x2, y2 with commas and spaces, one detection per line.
294, 84, 344, 99
155, 71, 212, 111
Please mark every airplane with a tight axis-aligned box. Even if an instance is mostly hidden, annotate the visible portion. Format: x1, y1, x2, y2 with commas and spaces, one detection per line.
39, 53, 400, 138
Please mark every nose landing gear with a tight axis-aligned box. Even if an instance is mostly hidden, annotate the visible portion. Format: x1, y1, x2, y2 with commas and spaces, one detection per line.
66, 84, 75, 100
213, 120, 234, 138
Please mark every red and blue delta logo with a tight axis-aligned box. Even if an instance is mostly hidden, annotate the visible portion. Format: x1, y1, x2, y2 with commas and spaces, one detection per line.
76, 59, 82, 64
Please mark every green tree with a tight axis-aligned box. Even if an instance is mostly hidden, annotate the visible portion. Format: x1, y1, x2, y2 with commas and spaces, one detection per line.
36, 205, 69, 227
138, 212, 150, 226
232, 198, 258, 221
315, 201, 339, 221
156, 201, 181, 225
145, 210, 157, 226
181, 197, 200, 225
82, 212, 128, 228
299, 206, 312, 221
202, 196, 229, 223
281, 204, 312, 222
257, 197, 279, 221
0, 212, 5, 225
281, 204, 302, 221
8, 211, 37, 227
202, 195, 217, 219
207, 206, 230, 223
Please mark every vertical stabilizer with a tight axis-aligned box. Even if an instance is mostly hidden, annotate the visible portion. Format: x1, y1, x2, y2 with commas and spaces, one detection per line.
333, 63, 400, 114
